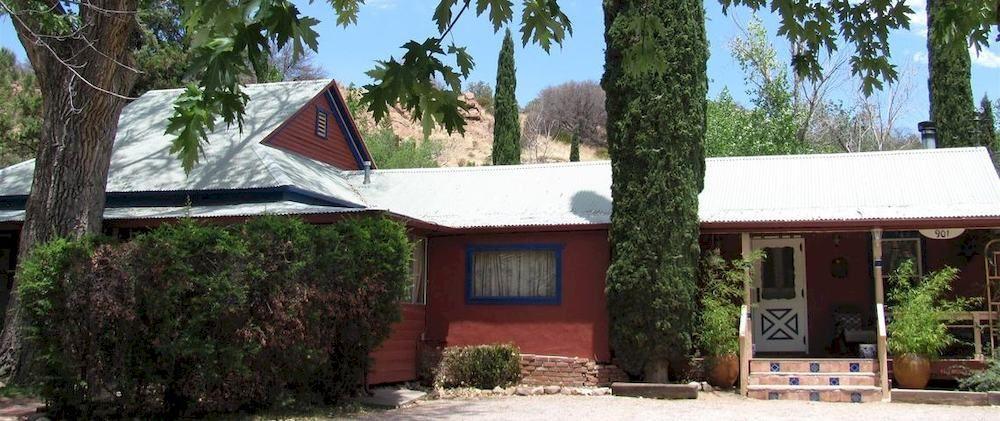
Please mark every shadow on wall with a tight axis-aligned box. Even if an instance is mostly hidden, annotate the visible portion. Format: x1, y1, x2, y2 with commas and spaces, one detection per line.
570, 191, 612, 224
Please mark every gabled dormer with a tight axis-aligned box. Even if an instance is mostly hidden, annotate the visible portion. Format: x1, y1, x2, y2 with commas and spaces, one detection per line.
261, 81, 374, 171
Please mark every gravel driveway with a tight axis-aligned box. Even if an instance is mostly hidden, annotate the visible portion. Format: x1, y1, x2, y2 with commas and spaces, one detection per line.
354, 392, 998, 421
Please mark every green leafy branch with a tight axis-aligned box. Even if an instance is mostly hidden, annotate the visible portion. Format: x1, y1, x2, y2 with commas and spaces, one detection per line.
167, 0, 320, 173
362, 0, 573, 139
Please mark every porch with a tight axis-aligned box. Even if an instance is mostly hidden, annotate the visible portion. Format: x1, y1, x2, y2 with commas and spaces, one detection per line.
701, 227, 1000, 402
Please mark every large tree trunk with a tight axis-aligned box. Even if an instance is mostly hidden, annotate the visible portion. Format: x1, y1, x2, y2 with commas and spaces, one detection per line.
0, 0, 139, 385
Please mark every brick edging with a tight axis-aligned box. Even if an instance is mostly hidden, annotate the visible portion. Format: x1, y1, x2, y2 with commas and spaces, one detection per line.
520, 354, 628, 387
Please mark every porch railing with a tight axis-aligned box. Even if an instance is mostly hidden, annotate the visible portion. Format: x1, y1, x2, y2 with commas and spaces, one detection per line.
876, 303, 890, 401
738, 304, 751, 397
940, 311, 995, 360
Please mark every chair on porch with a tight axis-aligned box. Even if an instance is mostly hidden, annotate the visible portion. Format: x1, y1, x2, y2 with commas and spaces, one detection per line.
829, 305, 876, 357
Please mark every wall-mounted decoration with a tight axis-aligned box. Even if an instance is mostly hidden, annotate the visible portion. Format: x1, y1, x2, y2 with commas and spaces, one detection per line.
830, 257, 849, 279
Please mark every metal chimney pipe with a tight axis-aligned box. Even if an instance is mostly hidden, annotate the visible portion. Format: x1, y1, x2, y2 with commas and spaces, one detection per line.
363, 161, 372, 184
918, 121, 936, 149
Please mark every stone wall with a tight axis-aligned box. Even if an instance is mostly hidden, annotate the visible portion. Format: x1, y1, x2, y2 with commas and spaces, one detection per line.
520, 354, 628, 387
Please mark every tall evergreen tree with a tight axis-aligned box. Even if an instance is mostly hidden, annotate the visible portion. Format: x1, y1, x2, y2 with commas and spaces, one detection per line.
492, 29, 521, 165
927, 0, 977, 147
979, 95, 997, 158
603, 0, 706, 378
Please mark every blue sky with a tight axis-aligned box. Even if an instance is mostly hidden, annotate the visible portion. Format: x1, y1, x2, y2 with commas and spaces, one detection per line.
1, 0, 997, 135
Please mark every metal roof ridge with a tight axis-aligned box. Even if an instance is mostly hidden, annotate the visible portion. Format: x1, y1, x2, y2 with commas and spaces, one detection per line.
342, 159, 613, 175
706, 147, 987, 162
137, 79, 333, 96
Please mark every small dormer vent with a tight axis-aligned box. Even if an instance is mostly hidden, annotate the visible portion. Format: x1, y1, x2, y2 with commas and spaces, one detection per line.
315, 108, 329, 139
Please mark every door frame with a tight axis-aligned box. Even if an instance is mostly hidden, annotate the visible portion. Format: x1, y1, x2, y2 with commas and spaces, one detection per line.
751, 236, 809, 353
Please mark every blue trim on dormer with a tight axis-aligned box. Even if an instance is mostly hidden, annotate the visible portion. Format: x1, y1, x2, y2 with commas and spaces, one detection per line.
324, 89, 367, 169
464, 243, 564, 305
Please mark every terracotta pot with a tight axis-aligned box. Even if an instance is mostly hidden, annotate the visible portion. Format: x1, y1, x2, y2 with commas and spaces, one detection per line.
706, 354, 739, 388
894, 353, 931, 389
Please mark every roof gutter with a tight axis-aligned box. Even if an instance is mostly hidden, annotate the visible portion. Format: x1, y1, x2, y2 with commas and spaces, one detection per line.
0, 185, 366, 211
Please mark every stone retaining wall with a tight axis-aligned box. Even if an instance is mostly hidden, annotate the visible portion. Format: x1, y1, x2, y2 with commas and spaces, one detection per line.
520, 354, 628, 387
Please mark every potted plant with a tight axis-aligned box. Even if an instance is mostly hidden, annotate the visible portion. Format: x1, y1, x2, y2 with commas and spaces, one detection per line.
887, 260, 971, 389
697, 250, 759, 388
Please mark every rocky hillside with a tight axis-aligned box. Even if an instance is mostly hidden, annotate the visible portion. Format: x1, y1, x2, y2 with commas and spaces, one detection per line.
347, 90, 606, 167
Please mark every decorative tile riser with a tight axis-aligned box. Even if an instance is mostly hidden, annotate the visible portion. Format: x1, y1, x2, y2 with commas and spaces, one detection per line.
750, 360, 875, 374
749, 374, 877, 386
747, 389, 882, 403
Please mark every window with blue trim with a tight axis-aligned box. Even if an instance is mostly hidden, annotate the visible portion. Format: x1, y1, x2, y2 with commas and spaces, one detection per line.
466, 244, 563, 304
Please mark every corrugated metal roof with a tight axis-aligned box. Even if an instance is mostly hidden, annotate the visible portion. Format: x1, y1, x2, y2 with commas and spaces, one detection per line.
343, 147, 1000, 228
1, 79, 998, 229
0, 201, 362, 223
343, 161, 613, 228
700, 147, 1000, 224
0, 79, 364, 206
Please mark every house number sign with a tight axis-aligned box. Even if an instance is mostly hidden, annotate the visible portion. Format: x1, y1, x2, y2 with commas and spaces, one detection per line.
918, 228, 965, 240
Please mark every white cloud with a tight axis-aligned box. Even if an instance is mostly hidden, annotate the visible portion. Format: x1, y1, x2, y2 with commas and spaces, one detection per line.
912, 51, 927, 63
970, 47, 1000, 69
905, 0, 927, 38
367, 0, 397, 10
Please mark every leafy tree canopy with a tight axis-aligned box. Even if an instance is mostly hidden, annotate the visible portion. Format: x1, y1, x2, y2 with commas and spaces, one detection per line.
0, 48, 40, 167
7, 0, 992, 172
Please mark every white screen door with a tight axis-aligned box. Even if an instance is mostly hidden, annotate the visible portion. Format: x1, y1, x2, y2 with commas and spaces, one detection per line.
752, 237, 808, 353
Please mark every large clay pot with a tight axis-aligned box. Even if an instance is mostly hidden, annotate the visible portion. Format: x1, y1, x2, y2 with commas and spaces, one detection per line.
706, 354, 739, 388
894, 353, 931, 389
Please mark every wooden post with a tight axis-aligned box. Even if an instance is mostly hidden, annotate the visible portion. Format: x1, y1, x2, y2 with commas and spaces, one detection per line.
739, 233, 753, 397
741, 232, 752, 306
738, 305, 750, 397
872, 228, 884, 304
872, 228, 890, 401
877, 304, 891, 401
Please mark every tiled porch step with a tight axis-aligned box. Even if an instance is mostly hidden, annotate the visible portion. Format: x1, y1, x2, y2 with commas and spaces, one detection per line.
747, 385, 882, 403
749, 372, 877, 386
750, 359, 875, 374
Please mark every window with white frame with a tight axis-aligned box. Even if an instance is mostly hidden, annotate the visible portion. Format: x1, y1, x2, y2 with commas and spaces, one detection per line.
882, 236, 922, 280
408, 237, 427, 304
466, 244, 562, 304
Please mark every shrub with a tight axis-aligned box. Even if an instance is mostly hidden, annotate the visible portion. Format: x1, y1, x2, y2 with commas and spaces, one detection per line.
434, 344, 521, 389
886, 260, 972, 358
19, 216, 411, 418
697, 250, 759, 357
959, 359, 1000, 392
364, 125, 441, 169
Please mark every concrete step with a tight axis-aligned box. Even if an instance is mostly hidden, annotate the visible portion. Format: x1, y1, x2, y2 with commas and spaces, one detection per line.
749, 372, 877, 387
610, 382, 698, 399
750, 359, 876, 374
747, 385, 883, 403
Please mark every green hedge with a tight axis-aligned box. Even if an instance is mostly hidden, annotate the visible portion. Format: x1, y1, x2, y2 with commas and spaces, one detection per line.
18, 215, 411, 418
435, 344, 522, 389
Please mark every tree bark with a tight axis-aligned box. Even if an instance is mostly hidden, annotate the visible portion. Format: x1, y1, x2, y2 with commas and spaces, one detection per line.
0, 0, 139, 385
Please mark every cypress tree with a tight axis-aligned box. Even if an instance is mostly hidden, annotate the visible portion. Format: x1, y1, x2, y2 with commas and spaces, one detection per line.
979, 95, 997, 160
927, 0, 977, 147
569, 130, 580, 162
492, 29, 520, 165
602, 0, 706, 378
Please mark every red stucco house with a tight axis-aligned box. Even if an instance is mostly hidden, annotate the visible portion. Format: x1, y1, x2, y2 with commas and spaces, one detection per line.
2, 80, 1000, 402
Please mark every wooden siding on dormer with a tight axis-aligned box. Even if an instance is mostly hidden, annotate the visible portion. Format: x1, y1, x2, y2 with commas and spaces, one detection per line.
262, 87, 364, 170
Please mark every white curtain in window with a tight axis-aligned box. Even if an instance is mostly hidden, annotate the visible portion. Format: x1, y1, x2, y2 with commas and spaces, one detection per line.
473, 250, 556, 298
410, 238, 427, 304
